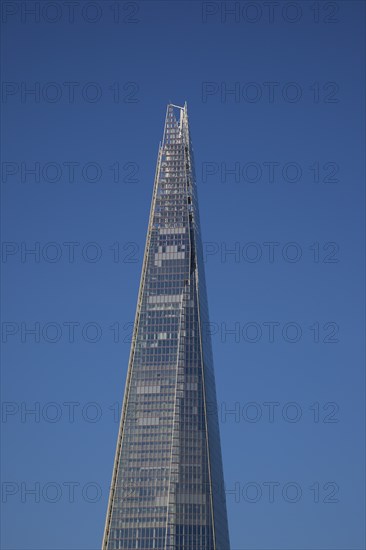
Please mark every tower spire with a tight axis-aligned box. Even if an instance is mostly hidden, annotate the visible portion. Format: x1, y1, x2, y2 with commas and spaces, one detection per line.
102, 104, 230, 550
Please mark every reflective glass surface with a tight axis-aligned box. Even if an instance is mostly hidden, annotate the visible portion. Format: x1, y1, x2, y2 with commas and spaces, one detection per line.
103, 105, 230, 550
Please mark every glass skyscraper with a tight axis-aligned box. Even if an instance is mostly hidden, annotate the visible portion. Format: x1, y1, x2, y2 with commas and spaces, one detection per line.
102, 104, 230, 550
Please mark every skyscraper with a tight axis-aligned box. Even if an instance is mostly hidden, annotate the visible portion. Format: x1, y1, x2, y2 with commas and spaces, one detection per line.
102, 104, 230, 550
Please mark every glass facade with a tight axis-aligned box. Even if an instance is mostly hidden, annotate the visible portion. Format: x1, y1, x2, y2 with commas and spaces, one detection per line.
102, 104, 230, 550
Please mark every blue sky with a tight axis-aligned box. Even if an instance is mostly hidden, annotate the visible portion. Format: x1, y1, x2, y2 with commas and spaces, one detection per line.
1, 1, 365, 549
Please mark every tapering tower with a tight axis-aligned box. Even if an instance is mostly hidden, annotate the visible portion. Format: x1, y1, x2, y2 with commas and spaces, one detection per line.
102, 104, 230, 550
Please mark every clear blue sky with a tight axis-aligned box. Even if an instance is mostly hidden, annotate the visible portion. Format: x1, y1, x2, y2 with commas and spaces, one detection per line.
1, 1, 365, 549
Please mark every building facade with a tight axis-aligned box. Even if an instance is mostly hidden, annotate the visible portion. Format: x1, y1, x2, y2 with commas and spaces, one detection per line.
102, 104, 230, 550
